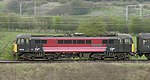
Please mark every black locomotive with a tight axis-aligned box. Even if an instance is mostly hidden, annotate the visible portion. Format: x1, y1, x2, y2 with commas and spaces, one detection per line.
12, 33, 150, 60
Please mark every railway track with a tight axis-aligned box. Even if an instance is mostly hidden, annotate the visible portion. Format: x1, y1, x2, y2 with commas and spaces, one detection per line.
0, 60, 150, 63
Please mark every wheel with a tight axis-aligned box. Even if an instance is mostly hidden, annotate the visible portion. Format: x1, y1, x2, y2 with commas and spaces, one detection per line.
90, 53, 104, 60
47, 56, 54, 61
43, 55, 48, 60
123, 54, 130, 60
29, 56, 35, 61
114, 56, 119, 60
123, 56, 130, 60
21, 54, 28, 61
22, 53, 34, 61
115, 53, 129, 60
145, 54, 150, 60
47, 54, 55, 61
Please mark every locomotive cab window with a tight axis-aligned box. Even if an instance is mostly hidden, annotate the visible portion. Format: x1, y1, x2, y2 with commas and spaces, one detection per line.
119, 39, 123, 44
26, 39, 29, 44
124, 39, 132, 44
17, 39, 21, 44
17, 39, 29, 44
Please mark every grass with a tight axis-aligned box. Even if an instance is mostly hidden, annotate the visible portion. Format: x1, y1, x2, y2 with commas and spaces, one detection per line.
0, 63, 150, 80
0, 31, 20, 60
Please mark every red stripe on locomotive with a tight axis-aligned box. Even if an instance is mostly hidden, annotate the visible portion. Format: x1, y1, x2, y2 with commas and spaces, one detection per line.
40, 37, 108, 53
43, 47, 106, 52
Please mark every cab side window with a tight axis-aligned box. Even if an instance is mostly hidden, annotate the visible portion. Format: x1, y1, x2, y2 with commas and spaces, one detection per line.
124, 39, 132, 44
17, 39, 25, 44
17, 39, 21, 44
26, 39, 29, 44
20, 39, 25, 44
119, 39, 123, 44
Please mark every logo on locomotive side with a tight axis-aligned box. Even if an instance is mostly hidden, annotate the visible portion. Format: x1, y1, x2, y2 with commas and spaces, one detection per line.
35, 46, 40, 51
110, 46, 115, 51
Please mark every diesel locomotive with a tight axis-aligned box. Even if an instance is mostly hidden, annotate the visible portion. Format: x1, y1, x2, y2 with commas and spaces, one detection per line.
12, 33, 136, 60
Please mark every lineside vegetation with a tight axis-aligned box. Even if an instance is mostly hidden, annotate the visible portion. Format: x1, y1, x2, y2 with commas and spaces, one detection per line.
0, 63, 150, 80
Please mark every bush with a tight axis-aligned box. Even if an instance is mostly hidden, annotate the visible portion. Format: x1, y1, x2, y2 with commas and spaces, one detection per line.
129, 17, 150, 33
103, 16, 128, 33
78, 17, 107, 36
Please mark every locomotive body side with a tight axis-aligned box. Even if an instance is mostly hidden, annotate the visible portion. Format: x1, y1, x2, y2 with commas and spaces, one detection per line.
13, 33, 134, 60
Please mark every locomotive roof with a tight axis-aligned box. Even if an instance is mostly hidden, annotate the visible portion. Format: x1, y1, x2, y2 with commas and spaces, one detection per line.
17, 34, 31, 39
16, 33, 132, 39
138, 33, 150, 39
118, 34, 132, 39
31, 37, 118, 39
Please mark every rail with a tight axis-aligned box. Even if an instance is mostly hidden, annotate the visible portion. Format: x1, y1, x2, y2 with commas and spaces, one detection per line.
0, 60, 149, 64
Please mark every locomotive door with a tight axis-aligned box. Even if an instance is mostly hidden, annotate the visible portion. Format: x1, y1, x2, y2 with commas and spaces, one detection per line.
118, 38, 132, 52
123, 39, 132, 52
17, 38, 30, 52
118, 39, 124, 52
